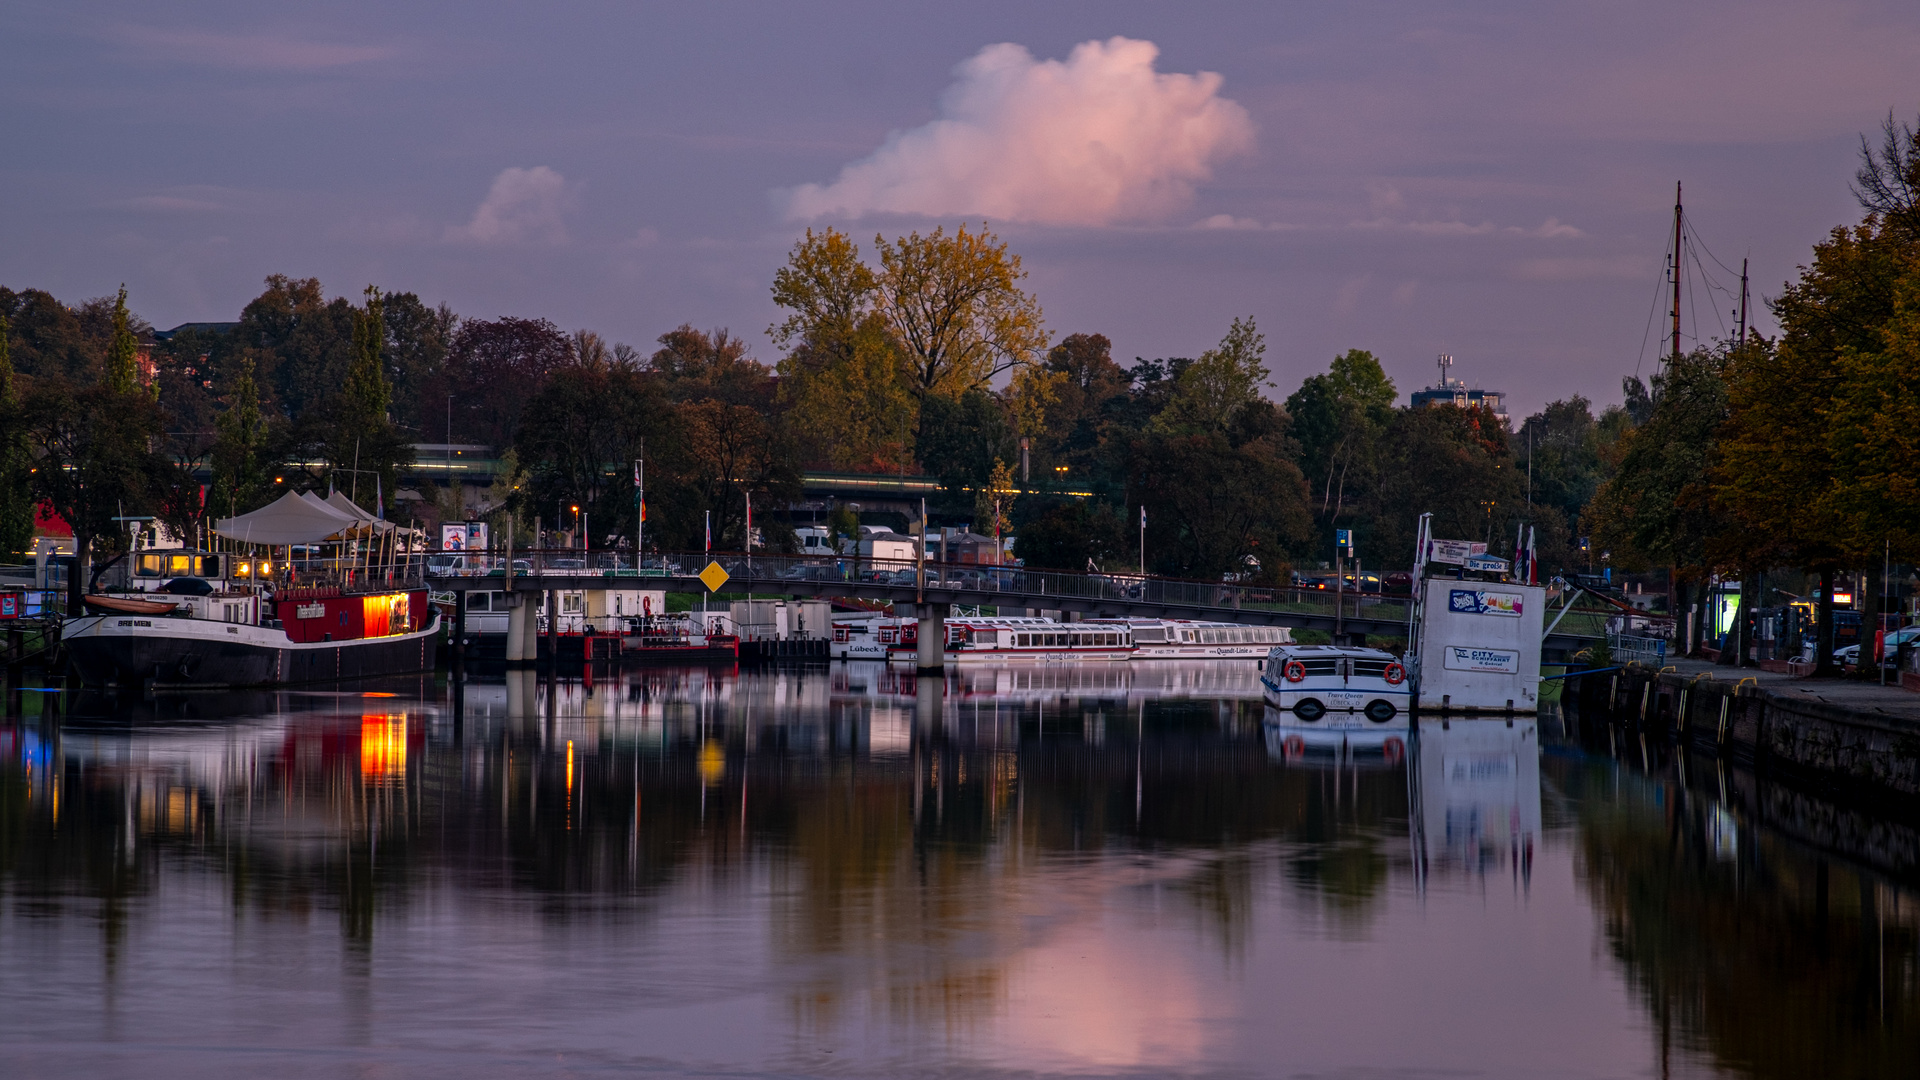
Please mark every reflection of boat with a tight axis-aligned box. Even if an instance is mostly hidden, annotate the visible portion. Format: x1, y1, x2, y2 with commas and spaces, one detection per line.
829, 659, 1268, 704
1260, 644, 1410, 723
1409, 718, 1539, 883
1262, 704, 1408, 764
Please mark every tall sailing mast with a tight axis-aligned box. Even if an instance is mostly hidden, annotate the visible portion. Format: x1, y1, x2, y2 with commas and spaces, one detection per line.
1669, 181, 1684, 366
1736, 256, 1749, 348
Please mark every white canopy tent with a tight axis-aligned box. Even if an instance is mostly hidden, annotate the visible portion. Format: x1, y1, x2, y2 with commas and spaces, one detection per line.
214, 491, 364, 546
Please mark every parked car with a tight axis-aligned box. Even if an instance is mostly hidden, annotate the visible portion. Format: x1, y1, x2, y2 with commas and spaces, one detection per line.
1835, 625, 1920, 668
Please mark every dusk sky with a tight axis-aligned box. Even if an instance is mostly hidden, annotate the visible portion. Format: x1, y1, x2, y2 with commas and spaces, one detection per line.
7, 1, 1917, 417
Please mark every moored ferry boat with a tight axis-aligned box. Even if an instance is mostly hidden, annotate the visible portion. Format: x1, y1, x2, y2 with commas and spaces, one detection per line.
64, 491, 439, 690
1086, 618, 1291, 659
891, 616, 1132, 664
948, 616, 1133, 663
1260, 643, 1410, 726
831, 614, 909, 659
621, 612, 740, 662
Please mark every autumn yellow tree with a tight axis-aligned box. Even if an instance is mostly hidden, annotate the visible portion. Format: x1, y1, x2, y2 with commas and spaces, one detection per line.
874, 223, 1046, 398
974, 458, 1018, 554
1715, 218, 1914, 671
771, 229, 917, 471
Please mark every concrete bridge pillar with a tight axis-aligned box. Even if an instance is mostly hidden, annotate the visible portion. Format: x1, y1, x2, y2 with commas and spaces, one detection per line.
914, 602, 949, 673
505, 590, 526, 664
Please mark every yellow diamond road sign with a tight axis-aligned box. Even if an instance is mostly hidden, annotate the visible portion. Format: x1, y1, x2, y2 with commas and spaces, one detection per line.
697, 561, 730, 593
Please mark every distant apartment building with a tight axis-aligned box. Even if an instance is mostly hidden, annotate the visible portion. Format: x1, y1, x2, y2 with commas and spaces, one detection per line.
1408, 353, 1509, 428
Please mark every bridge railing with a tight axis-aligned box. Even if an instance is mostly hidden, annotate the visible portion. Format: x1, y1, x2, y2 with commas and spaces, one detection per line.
425, 549, 1416, 625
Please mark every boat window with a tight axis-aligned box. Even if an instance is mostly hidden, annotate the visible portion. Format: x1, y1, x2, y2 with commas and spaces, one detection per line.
467, 593, 490, 612
136, 554, 164, 577
1017, 634, 1029, 646
196, 555, 221, 578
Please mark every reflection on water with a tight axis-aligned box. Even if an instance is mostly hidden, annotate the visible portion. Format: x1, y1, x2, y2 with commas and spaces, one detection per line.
0, 667, 1914, 1078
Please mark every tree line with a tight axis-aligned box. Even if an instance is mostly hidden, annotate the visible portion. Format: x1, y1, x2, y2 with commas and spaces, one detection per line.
0, 225, 1649, 588
6, 115, 1914, 620
1587, 113, 1920, 671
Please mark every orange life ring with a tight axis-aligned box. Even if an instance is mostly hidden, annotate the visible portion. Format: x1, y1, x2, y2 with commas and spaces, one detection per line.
1283, 660, 1307, 683
1383, 737, 1406, 764
1283, 734, 1306, 758
642, 596, 652, 616
1384, 662, 1405, 685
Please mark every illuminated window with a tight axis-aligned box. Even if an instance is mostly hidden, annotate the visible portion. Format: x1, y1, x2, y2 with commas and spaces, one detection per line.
361, 593, 412, 637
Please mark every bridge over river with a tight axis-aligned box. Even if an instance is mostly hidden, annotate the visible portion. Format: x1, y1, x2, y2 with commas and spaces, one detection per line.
425, 550, 1605, 656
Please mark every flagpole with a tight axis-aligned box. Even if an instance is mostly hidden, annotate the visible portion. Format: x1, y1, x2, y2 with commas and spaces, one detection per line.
1139, 505, 1146, 578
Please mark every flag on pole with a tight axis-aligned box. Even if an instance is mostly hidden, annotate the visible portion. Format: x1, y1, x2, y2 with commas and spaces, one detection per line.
745, 491, 753, 550
1140, 506, 1146, 527
375, 475, 384, 520
704, 510, 711, 554
638, 500, 646, 523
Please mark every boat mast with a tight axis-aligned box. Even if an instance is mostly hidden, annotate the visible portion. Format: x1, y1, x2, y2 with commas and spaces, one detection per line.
1736, 256, 1749, 348
1670, 181, 1683, 366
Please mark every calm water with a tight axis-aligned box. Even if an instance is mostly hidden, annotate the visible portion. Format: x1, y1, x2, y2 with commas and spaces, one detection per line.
0, 664, 1914, 1079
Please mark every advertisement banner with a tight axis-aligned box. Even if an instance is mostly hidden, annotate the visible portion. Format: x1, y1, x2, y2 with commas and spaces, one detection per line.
1442, 646, 1520, 673
1427, 539, 1488, 565
1449, 589, 1524, 617
442, 522, 488, 551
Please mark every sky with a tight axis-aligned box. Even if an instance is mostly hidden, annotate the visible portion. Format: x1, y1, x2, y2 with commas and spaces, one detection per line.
5, 0, 1917, 417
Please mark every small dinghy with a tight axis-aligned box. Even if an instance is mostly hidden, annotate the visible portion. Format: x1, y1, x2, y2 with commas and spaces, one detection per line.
82, 594, 181, 616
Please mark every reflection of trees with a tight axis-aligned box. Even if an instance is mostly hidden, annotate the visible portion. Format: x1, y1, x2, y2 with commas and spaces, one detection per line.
1563, 760, 1920, 1078
0, 686, 1413, 1038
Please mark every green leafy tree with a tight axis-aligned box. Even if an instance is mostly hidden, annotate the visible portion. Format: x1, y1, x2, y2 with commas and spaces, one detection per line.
1515, 396, 1623, 567
105, 285, 141, 395
1155, 317, 1270, 434
917, 388, 1016, 510
0, 316, 33, 560
26, 379, 164, 611
1130, 399, 1312, 579
1587, 348, 1728, 580
236, 274, 357, 420
1363, 404, 1518, 566
210, 358, 273, 518
1285, 349, 1396, 540
1715, 220, 1908, 672
345, 286, 391, 427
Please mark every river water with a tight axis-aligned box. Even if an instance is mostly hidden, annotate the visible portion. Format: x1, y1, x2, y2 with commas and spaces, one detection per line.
0, 664, 1914, 1079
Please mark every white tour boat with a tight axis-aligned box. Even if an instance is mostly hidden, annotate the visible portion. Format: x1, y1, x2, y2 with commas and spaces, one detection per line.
1086, 618, 1291, 660
1260, 643, 1411, 725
